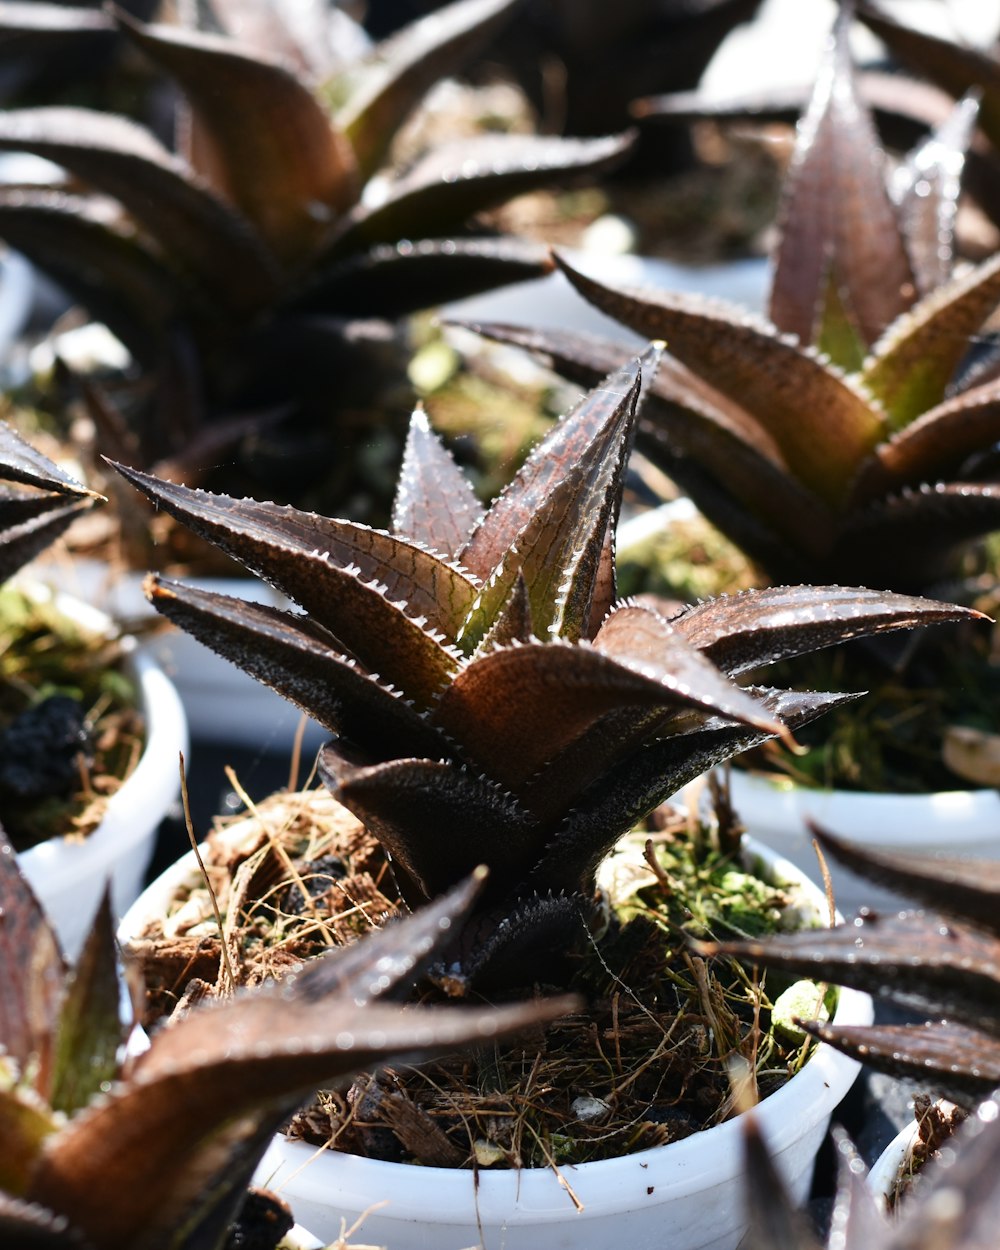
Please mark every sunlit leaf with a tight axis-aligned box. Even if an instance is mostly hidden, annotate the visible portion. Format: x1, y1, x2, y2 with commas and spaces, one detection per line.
392, 408, 484, 558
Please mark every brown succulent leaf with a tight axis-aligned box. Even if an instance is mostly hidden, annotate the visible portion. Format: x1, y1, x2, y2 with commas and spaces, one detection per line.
392, 407, 484, 559
0, 1090, 59, 1197
893, 94, 979, 295
319, 747, 540, 903
114, 463, 472, 705
460, 353, 641, 580
326, 132, 634, 258
115, 11, 359, 261
802, 1019, 1000, 1108
852, 375, 1000, 499
0, 189, 189, 362
703, 910, 1000, 1037
146, 577, 447, 757
0, 1194, 91, 1248
0, 108, 279, 313
29, 965, 575, 1249
298, 236, 554, 317
289, 868, 491, 1003
740, 1116, 825, 1250
337, 0, 520, 180
669, 584, 980, 676
833, 483, 1000, 588
0, 425, 95, 500
553, 253, 884, 504
531, 689, 859, 894
209, 0, 331, 78
0, 833, 66, 1097
863, 251, 1000, 428
0, 497, 94, 584
769, 3, 915, 351
856, 2, 1000, 150
810, 826, 1000, 937
48, 895, 122, 1118
433, 636, 783, 794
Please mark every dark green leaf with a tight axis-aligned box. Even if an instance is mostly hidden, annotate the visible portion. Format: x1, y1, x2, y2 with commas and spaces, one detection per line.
48, 895, 122, 1117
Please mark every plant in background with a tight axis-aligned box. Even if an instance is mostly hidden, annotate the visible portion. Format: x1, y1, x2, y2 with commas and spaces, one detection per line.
465, 4, 1000, 594
738, 1100, 1000, 1250
0, 0, 630, 532
111, 350, 976, 988
0, 834, 571, 1250
705, 826, 1000, 1109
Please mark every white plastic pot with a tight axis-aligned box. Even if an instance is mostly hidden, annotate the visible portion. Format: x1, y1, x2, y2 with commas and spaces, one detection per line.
121, 836, 870, 1250
865, 1100, 957, 1213
15, 588, 187, 957
233, 839, 868, 1250
35, 558, 325, 752
725, 771, 1000, 915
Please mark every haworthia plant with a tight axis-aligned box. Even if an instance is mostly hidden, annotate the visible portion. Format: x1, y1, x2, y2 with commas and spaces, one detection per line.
0, 838, 573, 1250
465, 3, 1000, 593
0, 0, 631, 496
113, 351, 978, 988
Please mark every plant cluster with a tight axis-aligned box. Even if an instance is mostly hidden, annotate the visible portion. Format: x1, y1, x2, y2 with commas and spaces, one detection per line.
0, 0, 630, 525
112, 352, 976, 990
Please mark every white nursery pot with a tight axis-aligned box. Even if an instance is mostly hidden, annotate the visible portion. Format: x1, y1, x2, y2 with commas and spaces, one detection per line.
725, 770, 1000, 915
865, 1100, 957, 1213
16, 589, 188, 957
233, 839, 872, 1250
37, 559, 325, 752
118, 819, 870, 1250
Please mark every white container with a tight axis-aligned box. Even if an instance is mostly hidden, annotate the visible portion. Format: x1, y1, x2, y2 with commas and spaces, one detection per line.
866, 1100, 958, 1213
726, 771, 1000, 916
15, 588, 188, 957
35, 558, 325, 752
235, 840, 873, 1250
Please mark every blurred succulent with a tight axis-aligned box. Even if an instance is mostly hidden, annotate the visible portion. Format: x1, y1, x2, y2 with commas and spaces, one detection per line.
366, 0, 763, 164
0, 834, 571, 1250
704, 827, 1000, 1109
0, 0, 630, 513
466, 4, 1000, 594
740, 1101, 1000, 1250
110, 349, 975, 988
0, 421, 101, 580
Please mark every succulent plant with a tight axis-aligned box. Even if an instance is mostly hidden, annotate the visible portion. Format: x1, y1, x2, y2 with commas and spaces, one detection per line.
704, 826, 1000, 1110
0, 422, 101, 581
0, 0, 630, 512
740, 1101, 1000, 1250
110, 350, 976, 988
0, 832, 572, 1250
464, 4, 1000, 594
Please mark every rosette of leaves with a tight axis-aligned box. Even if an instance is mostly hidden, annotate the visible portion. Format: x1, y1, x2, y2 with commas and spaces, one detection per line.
111, 349, 976, 988
0, 832, 571, 1250
463, 4, 1000, 594
0, 0, 630, 508
739, 1103, 1000, 1250
703, 826, 1000, 1110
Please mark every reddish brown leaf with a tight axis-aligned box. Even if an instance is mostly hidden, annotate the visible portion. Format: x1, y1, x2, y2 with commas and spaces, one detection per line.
116, 12, 359, 262
391, 407, 484, 559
